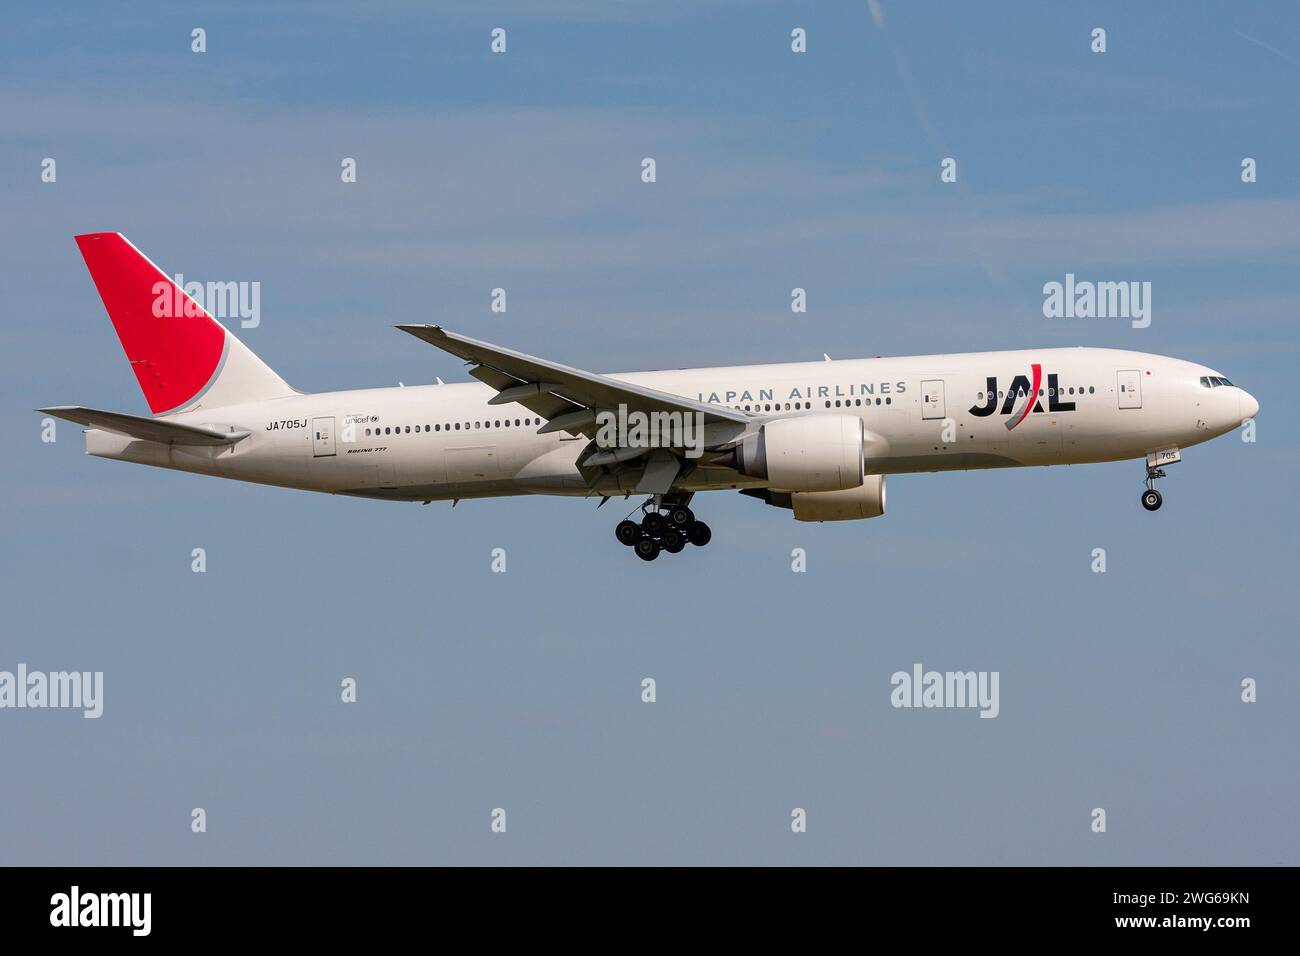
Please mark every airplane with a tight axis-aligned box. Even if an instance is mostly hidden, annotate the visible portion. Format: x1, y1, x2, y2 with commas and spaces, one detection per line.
40, 233, 1260, 562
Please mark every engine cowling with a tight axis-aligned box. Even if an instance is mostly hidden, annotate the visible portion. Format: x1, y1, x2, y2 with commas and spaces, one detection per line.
732, 415, 864, 492
792, 475, 886, 521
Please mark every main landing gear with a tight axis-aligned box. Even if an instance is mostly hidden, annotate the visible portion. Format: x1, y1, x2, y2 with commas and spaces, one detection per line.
1141, 466, 1166, 512
615, 496, 711, 561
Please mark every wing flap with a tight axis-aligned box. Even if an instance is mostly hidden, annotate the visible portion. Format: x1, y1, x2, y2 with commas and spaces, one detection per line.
397, 324, 750, 438
466, 365, 577, 423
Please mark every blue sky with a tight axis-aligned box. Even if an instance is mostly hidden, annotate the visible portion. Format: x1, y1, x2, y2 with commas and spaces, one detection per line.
1, 1, 1297, 864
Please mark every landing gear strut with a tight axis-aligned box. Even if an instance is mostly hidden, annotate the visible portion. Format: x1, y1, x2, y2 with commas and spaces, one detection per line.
614, 494, 711, 560
1141, 466, 1165, 512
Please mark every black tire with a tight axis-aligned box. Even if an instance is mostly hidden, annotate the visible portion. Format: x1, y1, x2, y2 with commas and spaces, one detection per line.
668, 506, 694, 528
1141, 489, 1163, 512
642, 512, 666, 536
687, 520, 712, 547
634, 537, 661, 561
615, 520, 640, 546
662, 529, 686, 553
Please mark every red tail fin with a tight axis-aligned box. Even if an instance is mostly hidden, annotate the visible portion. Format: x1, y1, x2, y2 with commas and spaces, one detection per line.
74, 233, 293, 414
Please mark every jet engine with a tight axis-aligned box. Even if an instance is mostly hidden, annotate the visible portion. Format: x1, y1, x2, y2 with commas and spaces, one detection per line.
729, 415, 864, 492
741, 474, 887, 522
792, 475, 886, 521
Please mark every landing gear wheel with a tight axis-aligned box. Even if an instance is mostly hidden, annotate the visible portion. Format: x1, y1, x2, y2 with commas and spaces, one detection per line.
686, 521, 712, 547
615, 520, 641, 546
662, 529, 686, 553
1141, 489, 1163, 512
634, 537, 662, 561
641, 512, 666, 536
667, 506, 694, 528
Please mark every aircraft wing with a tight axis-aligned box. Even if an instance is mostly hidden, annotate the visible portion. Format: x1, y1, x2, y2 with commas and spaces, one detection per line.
38, 406, 250, 446
396, 325, 750, 439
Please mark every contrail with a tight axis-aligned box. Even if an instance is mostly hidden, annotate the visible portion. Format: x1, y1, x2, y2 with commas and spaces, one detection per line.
1235, 30, 1300, 69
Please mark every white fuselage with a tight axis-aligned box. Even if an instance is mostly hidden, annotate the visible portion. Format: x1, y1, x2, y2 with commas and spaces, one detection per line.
84, 347, 1255, 502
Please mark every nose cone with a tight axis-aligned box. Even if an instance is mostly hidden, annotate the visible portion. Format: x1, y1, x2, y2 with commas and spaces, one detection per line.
1240, 391, 1260, 422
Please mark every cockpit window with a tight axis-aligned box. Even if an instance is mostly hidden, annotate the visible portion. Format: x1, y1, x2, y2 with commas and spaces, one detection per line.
1218, 377, 1233, 387
1200, 376, 1212, 388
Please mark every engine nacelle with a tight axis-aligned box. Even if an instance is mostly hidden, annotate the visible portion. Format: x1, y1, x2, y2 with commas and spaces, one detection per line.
792, 475, 886, 521
732, 415, 864, 492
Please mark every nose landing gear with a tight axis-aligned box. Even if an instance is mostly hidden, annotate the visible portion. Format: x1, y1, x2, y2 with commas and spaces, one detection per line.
614, 496, 711, 560
1141, 466, 1166, 511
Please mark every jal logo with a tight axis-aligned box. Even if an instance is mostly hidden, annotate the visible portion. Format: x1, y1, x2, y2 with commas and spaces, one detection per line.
968, 364, 1075, 430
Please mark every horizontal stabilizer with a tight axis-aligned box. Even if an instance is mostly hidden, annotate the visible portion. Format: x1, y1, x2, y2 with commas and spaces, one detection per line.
37, 406, 249, 446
